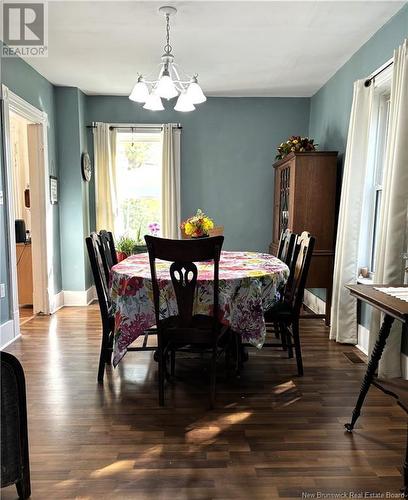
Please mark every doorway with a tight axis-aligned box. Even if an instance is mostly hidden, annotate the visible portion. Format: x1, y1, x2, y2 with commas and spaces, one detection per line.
9, 113, 35, 325
1, 85, 52, 343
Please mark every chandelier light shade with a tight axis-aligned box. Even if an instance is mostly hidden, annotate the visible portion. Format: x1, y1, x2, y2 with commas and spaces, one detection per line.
129, 6, 206, 112
143, 92, 165, 111
174, 92, 196, 112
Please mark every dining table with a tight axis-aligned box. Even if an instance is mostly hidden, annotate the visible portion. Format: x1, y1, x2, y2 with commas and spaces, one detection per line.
110, 250, 289, 366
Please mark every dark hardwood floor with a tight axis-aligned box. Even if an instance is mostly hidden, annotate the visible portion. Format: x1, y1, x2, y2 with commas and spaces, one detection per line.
2, 305, 407, 499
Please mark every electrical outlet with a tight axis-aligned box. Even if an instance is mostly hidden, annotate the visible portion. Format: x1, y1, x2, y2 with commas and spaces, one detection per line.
0, 283, 5, 298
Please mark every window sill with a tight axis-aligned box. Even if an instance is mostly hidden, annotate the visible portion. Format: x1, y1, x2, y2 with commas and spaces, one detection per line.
357, 276, 374, 285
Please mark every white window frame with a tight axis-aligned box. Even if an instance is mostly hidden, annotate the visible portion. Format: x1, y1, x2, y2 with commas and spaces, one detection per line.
115, 126, 163, 237
358, 62, 392, 283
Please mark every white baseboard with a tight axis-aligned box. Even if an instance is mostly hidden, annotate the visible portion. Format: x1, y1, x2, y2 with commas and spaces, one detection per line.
303, 289, 326, 315
63, 286, 97, 306
356, 324, 369, 356
50, 290, 64, 313
0, 319, 20, 349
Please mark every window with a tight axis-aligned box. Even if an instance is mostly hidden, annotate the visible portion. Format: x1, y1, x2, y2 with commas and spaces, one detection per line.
359, 69, 391, 279
115, 130, 162, 238
369, 94, 390, 272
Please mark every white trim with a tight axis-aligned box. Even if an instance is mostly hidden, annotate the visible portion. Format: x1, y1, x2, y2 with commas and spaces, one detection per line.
371, 58, 393, 90
303, 289, 326, 315
0, 320, 18, 349
63, 286, 97, 307
356, 324, 370, 356
50, 290, 64, 313
1, 85, 52, 329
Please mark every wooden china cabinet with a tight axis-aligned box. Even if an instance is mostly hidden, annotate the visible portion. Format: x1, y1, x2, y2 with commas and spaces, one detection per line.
270, 151, 338, 325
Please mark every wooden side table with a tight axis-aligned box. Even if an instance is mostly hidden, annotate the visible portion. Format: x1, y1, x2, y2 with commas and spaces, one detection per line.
345, 284, 408, 494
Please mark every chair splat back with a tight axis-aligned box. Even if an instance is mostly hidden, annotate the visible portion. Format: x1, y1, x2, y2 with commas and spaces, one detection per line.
145, 235, 224, 328
99, 230, 117, 279
284, 231, 315, 313
277, 229, 296, 266
170, 262, 198, 327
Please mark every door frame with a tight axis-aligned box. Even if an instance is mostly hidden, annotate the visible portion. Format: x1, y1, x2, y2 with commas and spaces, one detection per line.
1, 84, 52, 338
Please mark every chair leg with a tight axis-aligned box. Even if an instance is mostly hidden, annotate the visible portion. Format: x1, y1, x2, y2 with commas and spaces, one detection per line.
158, 345, 165, 406
170, 349, 175, 377
98, 327, 110, 382
274, 322, 280, 339
280, 323, 287, 351
285, 325, 293, 359
292, 319, 303, 376
16, 467, 31, 499
210, 346, 217, 409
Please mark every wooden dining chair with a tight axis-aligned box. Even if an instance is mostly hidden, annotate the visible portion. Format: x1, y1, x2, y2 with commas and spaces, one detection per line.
99, 230, 117, 283
86, 233, 115, 381
86, 234, 157, 382
263, 231, 315, 376
145, 235, 229, 407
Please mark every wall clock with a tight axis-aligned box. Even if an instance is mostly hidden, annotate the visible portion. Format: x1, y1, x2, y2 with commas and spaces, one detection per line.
81, 152, 92, 182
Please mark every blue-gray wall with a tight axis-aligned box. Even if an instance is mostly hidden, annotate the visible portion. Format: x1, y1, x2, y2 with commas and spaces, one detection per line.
55, 87, 92, 291
309, 3, 408, 165
86, 96, 310, 252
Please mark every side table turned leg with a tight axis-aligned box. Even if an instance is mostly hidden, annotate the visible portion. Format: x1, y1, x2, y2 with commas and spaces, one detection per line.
345, 314, 394, 432
402, 423, 408, 497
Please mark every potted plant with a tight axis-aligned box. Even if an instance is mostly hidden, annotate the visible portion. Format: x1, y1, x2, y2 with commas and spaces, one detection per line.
276, 136, 317, 160
116, 235, 137, 262
180, 209, 214, 238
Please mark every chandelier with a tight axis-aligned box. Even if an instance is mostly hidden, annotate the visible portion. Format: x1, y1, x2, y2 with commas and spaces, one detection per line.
129, 6, 206, 112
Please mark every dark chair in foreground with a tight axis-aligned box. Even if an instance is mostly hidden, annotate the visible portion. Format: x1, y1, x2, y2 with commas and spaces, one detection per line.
145, 235, 229, 407
86, 233, 156, 382
263, 231, 315, 376
1, 352, 31, 499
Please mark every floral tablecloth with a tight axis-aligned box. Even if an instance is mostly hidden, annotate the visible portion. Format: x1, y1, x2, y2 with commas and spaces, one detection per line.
110, 251, 289, 366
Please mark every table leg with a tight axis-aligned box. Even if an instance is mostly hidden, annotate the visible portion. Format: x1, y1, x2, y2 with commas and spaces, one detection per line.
344, 314, 394, 432
402, 423, 408, 496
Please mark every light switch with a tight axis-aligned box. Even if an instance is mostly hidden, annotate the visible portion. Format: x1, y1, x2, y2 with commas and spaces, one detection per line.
0, 191, 3, 205
0, 284, 5, 298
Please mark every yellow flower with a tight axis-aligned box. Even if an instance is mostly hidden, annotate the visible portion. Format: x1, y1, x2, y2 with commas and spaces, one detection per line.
184, 222, 194, 235
292, 139, 298, 144
203, 218, 214, 231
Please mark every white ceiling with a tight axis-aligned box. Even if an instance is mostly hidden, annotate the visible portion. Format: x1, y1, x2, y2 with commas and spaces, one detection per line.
23, 1, 405, 97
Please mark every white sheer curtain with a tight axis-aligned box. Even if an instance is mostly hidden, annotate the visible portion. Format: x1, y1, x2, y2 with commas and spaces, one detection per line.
94, 123, 117, 232
369, 39, 408, 378
330, 80, 374, 343
161, 124, 181, 239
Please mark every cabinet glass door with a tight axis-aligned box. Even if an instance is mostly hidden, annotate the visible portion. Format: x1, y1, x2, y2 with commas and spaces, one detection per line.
279, 167, 290, 234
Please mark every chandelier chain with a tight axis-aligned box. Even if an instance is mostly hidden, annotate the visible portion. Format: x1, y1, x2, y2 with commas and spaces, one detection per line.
164, 13, 172, 55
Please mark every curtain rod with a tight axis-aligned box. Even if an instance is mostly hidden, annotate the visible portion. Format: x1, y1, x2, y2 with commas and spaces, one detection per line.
364, 60, 393, 87
86, 123, 182, 130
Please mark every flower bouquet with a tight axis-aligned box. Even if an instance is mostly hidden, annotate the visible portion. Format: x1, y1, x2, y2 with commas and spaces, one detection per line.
180, 209, 214, 238
276, 136, 317, 160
